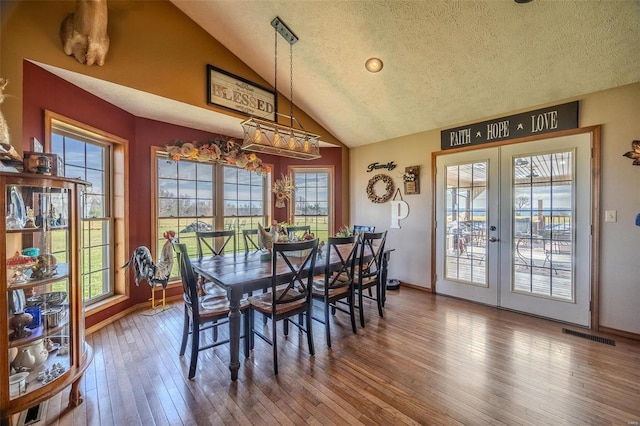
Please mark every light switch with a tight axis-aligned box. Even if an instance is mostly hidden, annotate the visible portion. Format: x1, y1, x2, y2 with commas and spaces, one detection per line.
605, 210, 617, 222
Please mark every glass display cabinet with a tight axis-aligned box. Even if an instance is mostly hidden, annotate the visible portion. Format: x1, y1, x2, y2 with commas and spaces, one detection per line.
1, 172, 93, 423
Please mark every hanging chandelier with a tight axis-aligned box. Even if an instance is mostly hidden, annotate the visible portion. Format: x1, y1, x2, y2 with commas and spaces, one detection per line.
241, 16, 321, 160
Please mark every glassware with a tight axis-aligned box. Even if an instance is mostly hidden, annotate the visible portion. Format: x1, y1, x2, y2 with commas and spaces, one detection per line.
6, 203, 23, 230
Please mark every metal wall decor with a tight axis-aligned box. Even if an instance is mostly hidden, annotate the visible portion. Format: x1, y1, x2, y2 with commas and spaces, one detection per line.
366, 174, 394, 203
622, 140, 640, 165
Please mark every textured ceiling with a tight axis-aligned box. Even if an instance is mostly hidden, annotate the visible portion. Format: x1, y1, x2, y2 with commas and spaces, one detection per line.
167, 0, 640, 148
44, 1, 640, 149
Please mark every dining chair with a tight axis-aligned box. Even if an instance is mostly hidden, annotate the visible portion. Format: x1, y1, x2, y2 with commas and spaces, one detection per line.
248, 238, 319, 374
285, 225, 311, 239
353, 231, 387, 328
353, 225, 375, 234
173, 242, 249, 380
311, 235, 358, 347
195, 230, 236, 259
242, 228, 261, 253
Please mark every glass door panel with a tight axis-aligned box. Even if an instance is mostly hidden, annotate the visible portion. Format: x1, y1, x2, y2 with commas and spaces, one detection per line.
512, 151, 574, 301
445, 161, 488, 286
435, 147, 499, 306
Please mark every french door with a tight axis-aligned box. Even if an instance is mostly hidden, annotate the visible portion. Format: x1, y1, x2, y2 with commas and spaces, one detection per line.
435, 133, 592, 326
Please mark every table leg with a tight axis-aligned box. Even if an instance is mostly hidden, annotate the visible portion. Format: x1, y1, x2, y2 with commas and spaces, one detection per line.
228, 289, 242, 381
382, 251, 390, 305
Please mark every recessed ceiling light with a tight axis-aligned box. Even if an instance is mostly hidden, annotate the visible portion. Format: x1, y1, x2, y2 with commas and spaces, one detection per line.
365, 57, 383, 73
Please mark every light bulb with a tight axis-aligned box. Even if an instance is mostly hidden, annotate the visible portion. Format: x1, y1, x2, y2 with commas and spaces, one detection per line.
253, 127, 263, 143
288, 133, 296, 150
303, 138, 310, 152
273, 132, 282, 147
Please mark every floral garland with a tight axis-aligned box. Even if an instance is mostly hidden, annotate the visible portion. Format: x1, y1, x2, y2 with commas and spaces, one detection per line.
366, 174, 394, 203
165, 138, 271, 176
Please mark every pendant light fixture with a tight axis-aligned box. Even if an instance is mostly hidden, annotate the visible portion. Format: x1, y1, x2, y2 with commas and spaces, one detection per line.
241, 17, 321, 160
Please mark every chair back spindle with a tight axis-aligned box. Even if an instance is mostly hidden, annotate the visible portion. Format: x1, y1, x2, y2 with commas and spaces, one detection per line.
196, 230, 236, 259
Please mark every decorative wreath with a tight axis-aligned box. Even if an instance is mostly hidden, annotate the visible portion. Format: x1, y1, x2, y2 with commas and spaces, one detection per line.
366, 174, 394, 203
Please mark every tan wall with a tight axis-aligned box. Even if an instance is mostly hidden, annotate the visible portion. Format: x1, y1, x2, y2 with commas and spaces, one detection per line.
0, 0, 344, 148
351, 82, 640, 335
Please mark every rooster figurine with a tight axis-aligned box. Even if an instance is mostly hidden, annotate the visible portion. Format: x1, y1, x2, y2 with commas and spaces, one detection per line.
123, 231, 176, 312
623, 140, 640, 165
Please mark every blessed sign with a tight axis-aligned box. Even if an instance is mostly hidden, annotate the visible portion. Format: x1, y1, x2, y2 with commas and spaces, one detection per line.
441, 101, 579, 150
207, 65, 276, 121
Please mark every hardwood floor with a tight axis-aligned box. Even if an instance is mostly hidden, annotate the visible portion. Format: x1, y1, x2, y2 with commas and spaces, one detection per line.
38, 287, 640, 425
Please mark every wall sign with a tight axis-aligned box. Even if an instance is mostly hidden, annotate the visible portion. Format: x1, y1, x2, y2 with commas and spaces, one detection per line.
367, 161, 396, 172
207, 65, 276, 121
441, 101, 579, 151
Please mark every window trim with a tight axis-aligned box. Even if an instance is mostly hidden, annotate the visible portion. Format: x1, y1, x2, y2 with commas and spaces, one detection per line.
45, 110, 129, 312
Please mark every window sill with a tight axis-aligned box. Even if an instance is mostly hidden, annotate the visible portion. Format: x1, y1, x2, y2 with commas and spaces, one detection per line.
85, 294, 129, 317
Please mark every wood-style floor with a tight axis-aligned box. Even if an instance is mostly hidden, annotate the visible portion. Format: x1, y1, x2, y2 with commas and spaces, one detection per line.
40, 287, 640, 425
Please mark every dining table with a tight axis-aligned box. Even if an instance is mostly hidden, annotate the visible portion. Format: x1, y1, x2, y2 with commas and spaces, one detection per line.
191, 243, 392, 381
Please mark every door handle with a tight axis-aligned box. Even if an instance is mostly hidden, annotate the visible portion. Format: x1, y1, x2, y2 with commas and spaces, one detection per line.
489, 237, 498, 242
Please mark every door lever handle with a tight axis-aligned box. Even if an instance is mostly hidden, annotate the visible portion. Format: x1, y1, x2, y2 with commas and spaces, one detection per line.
489, 237, 498, 242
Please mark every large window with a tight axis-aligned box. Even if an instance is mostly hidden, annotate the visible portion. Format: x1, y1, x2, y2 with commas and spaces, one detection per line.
156, 157, 215, 275
223, 166, 270, 252
153, 151, 270, 273
47, 111, 127, 306
291, 167, 332, 241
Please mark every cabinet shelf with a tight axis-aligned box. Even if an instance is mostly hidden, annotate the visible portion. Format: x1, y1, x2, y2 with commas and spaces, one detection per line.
6, 264, 70, 291
9, 350, 71, 401
6, 226, 68, 234
8, 317, 69, 349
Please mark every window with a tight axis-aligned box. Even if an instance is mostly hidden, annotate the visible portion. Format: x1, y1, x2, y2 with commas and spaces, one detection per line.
223, 165, 270, 252
153, 150, 271, 275
291, 167, 333, 241
155, 155, 215, 275
46, 111, 127, 306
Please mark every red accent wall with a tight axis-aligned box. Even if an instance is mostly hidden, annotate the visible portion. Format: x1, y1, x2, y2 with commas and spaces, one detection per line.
21, 61, 343, 328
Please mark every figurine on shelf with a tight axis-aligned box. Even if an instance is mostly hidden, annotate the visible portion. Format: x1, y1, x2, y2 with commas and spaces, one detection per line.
30, 254, 58, 280
48, 204, 58, 227
24, 206, 37, 228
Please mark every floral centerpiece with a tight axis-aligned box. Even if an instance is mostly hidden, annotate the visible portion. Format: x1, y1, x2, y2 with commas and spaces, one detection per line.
165, 138, 271, 176
336, 225, 354, 237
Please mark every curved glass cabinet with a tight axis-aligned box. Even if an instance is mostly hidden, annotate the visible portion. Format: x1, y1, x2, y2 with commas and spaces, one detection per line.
1, 172, 93, 423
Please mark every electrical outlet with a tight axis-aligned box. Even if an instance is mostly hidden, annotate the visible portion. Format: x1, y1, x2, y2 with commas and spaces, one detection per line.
605, 210, 617, 222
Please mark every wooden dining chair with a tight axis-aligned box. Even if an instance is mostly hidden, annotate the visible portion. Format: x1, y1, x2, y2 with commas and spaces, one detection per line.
353, 231, 387, 328
353, 225, 375, 234
173, 243, 249, 380
195, 230, 236, 259
285, 225, 311, 239
242, 228, 262, 253
248, 238, 319, 374
311, 235, 358, 347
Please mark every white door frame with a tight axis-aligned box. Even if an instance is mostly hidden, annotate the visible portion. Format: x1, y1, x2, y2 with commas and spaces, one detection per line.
431, 126, 601, 329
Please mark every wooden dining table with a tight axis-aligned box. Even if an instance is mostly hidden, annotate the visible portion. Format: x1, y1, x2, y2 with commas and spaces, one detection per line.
191, 244, 392, 381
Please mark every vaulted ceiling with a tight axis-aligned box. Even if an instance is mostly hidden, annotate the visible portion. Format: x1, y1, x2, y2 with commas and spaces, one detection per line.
43, 1, 640, 149
168, 0, 640, 148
